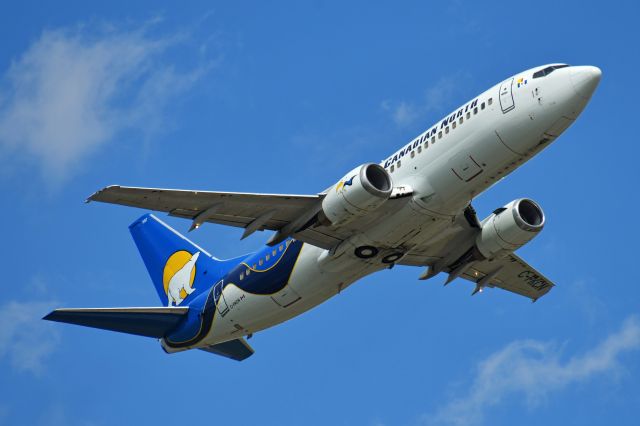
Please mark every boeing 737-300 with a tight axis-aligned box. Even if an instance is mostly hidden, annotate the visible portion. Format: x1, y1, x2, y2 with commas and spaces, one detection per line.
44, 64, 601, 361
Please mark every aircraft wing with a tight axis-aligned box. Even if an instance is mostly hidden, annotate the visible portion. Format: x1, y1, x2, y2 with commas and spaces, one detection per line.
88, 185, 343, 249
396, 204, 554, 301
460, 253, 555, 301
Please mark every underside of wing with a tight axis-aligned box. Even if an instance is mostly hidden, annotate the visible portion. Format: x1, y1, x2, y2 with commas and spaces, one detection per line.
88, 185, 342, 248
394, 202, 554, 301
88, 185, 414, 250
461, 253, 555, 300
88, 185, 319, 230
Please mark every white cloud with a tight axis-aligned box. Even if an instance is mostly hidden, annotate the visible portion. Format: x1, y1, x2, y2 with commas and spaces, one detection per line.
0, 23, 212, 185
0, 300, 60, 375
426, 316, 640, 426
381, 75, 462, 127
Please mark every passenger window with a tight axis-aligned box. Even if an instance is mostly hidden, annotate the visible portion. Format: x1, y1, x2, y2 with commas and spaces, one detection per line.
445, 127, 449, 134
259, 259, 263, 266
417, 146, 422, 154
411, 150, 415, 158
266, 254, 270, 261
279, 245, 284, 252
473, 107, 478, 114
246, 269, 250, 276
488, 98, 493, 105
452, 121, 456, 129
398, 160, 402, 168
431, 136, 436, 144
481, 102, 485, 110
466, 112, 471, 119
390, 165, 395, 172
272, 249, 277, 256
240, 272, 244, 280
253, 264, 257, 269
438, 131, 442, 139
459, 117, 463, 124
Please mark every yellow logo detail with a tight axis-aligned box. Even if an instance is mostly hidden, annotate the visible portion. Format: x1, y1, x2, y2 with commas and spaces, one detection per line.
335, 175, 355, 193
163, 250, 199, 306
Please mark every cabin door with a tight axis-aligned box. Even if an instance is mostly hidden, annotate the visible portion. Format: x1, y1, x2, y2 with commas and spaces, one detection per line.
499, 78, 515, 113
213, 280, 229, 317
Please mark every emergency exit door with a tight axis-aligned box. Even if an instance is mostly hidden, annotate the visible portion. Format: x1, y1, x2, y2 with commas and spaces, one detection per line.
450, 152, 483, 182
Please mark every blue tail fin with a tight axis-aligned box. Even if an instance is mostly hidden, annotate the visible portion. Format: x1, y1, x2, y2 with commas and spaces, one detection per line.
129, 214, 233, 307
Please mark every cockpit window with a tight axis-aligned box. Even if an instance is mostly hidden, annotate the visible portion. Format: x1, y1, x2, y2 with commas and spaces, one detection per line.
532, 64, 569, 79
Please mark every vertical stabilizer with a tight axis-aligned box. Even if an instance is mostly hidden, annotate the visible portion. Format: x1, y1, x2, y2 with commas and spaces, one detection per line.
129, 214, 223, 306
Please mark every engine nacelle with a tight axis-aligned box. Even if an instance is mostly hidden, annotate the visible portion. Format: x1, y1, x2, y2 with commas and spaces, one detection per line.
476, 198, 545, 259
321, 163, 393, 226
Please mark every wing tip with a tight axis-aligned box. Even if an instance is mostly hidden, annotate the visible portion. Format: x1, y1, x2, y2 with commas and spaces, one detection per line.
86, 185, 122, 203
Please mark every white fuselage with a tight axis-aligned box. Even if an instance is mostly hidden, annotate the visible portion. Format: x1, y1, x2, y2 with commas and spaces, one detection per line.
174, 64, 600, 349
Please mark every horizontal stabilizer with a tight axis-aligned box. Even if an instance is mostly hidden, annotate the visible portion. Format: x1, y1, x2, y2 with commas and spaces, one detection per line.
43, 307, 189, 338
199, 338, 255, 361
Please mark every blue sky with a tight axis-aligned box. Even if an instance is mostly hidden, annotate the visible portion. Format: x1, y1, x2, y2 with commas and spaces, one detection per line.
1, 1, 639, 425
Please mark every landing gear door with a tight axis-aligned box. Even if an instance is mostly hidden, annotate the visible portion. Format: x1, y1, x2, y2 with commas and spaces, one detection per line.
499, 78, 515, 113
213, 280, 229, 317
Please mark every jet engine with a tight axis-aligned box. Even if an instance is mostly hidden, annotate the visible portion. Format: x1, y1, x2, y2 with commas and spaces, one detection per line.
475, 198, 545, 259
320, 163, 393, 226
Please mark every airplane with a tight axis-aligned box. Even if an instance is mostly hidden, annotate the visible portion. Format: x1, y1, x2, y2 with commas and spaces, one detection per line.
44, 63, 601, 361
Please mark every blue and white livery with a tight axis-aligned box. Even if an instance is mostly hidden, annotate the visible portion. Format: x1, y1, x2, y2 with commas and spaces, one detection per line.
45, 64, 601, 361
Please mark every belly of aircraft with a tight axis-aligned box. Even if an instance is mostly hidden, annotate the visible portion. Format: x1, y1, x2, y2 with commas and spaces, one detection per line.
199, 244, 382, 346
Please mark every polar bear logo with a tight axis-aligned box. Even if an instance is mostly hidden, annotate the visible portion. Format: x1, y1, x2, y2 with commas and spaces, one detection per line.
166, 251, 200, 307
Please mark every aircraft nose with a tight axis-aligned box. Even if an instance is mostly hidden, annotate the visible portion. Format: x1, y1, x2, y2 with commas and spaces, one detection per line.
570, 66, 602, 100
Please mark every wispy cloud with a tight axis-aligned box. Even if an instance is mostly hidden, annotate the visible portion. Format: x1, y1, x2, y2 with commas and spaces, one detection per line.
0, 21, 214, 185
381, 74, 465, 128
425, 316, 640, 426
0, 300, 60, 375
380, 100, 420, 127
